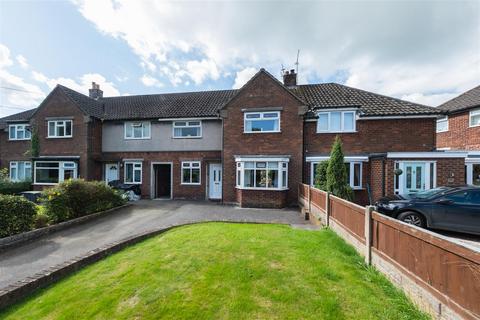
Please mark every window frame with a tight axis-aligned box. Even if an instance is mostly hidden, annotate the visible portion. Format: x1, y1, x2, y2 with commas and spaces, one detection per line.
469, 108, 480, 128
124, 161, 143, 184
436, 116, 449, 132
172, 121, 202, 138
310, 161, 362, 189
8, 124, 31, 141
181, 161, 201, 185
47, 120, 73, 138
244, 111, 281, 133
316, 110, 356, 133
33, 161, 77, 185
124, 121, 151, 140
9, 161, 32, 181
235, 159, 288, 190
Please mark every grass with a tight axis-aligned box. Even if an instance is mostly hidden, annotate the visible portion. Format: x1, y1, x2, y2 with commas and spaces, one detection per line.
1, 223, 429, 320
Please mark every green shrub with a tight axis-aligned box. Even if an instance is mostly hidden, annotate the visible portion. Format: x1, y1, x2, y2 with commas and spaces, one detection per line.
42, 179, 126, 223
314, 161, 329, 190
0, 168, 31, 195
34, 209, 50, 228
0, 195, 37, 237
326, 136, 354, 201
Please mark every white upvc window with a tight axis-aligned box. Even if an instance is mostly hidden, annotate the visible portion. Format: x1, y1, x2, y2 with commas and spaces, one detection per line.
469, 109, 480, 127
244, 111, 280, 133
236, 159, 288, 190
124, 121, 151, 139
310, 161, 362, 189
124, 161, 142, 184
34, 161, 77, 185
317, 110, 356, 133
173, 121, 202, 138
48, 120, 72, 138
10, 161, 32, 181
436, 116, 448, 132
8, 124, 31, 140
181, 161, 201, 185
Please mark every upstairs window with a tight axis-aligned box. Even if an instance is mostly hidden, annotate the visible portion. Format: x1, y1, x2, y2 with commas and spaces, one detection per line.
10, 161, 31, 181
48, 120, 72, 138
317, 111, 356, 133
470, 109, 480, 127
436, 116, 448, 132
181, 161, 201, 184
124, 161, 142, 184
125, 122, 151, 139
9, 124, 31, 140
173, 121, 202, 138
244, 111, 280, 133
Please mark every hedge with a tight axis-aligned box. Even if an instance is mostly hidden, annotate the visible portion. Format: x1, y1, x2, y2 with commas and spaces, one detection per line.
0, 180, 31, 195
0, 195, 37, 238
42, 179, 126, 223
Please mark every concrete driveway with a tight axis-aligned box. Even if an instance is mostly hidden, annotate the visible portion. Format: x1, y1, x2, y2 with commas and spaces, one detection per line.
0, 200, 307, 290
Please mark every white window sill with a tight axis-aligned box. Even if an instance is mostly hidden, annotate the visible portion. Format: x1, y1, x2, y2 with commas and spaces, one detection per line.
47, 136, 73, 139
172, 136, 202, 139
181, 183, 201, 185
124, 182, 142, 185
8, 139, 31, 141
468, 124, 480, 128
243, 131, 281, 134
124, 137, 151, 140
436, 130, 448, 133
236, 186, 289, 191
33, 183, 57, 186
316, 131, 357, 134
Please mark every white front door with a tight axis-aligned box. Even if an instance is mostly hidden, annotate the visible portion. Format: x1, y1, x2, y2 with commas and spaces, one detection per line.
105, 163, 119, 184
209, 163, 222, 199
403, 162, 426, 193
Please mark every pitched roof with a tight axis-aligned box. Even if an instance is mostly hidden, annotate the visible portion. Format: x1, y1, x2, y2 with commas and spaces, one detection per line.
437, 85, 480, 114
293, 83, 439, 117
0, 108, 37, 129
1, 76, 440, 125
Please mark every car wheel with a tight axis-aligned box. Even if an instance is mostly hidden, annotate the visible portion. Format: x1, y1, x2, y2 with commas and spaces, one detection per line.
397, 211, 426, 228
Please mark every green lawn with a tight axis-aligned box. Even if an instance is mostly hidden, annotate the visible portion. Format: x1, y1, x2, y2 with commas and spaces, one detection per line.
1, 223, 429, 320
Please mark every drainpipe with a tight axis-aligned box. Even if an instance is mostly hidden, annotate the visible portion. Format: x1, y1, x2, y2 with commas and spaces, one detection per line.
382, 157, 386, 197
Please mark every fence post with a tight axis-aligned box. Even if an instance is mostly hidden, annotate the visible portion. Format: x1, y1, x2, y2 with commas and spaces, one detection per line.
308, 185, 312, 214
325, 192, 331, 227
364, 205, 374, 265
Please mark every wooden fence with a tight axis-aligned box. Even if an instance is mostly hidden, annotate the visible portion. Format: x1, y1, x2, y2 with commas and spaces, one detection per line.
298, 183, 480, 320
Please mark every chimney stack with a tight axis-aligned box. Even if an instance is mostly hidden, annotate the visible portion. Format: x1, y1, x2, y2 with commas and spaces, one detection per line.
283, 69, 297, 87
89, 82, 103, 99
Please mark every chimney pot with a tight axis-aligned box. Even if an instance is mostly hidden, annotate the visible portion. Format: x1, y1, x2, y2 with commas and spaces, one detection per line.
283, 69, 297, 87
89, 82, 103, 99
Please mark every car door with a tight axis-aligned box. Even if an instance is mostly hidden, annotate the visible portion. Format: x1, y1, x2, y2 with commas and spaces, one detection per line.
433, 190, 480, 234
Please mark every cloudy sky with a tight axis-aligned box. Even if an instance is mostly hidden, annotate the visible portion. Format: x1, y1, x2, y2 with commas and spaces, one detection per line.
0, 0, 479, 118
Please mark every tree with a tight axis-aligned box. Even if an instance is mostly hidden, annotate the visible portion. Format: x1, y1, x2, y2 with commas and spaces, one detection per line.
326, 136, 354, 201
314, 161, 328, 190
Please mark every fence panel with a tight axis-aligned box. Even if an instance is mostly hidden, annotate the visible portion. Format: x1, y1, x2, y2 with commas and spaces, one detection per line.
329, 195, 365, 241
310, 188, 326, 212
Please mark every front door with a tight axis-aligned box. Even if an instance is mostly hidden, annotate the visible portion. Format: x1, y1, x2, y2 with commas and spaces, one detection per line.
105, 163, 119, 184
154, 164, 171, 198
403, 163, 425, 194
209, 163, 222, 199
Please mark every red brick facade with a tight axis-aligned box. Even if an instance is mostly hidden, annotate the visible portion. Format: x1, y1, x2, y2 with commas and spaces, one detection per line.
436, 110, 480, 150
221, 72, 305, 207
0, 131, 30, 170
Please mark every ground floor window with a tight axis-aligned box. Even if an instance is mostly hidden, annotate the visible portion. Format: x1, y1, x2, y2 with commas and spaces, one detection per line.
10, 161, 31, 181
181, 161, 201, 184
34, 161, 77, 184
125, 161, 142, 184
310, 161, 362, 189
236, 159, 288, 190
466, 163, 480, 186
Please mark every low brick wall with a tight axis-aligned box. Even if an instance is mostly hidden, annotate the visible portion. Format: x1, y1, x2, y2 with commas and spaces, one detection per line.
236, 188, 287, 208
0, 204, 130, 252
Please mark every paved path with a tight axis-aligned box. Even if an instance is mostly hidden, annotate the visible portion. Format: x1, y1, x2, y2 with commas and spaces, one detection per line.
0, 200, 306, 289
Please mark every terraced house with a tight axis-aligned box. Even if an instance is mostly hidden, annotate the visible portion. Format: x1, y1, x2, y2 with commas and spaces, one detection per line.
0, 69, 469, 207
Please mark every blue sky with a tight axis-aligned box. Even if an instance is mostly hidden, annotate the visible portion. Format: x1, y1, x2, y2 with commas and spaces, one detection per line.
1, 0, 479, 118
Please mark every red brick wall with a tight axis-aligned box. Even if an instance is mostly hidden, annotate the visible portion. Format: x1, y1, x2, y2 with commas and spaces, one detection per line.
102, 151, 221, 199
369, 157, 385, 202
236, 189, 287, 208
0, 131, 31, 171
437, 110, 480, 150
305, 118, 436, 156
222, 72, 304, 207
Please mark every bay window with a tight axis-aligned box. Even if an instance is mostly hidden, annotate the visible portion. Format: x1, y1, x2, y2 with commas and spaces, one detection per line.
181, 161, 201, 184
9, 124, 31, 140
244, 111, 280, 133
48, 120, 72, 138
125, 161, 142, 184
124, 122, 151, 139
10, 161, 31, 181
317, 110, 356, 133
236, 159, 288, 190
34, 161, 77, 184
173, 121, 202, 138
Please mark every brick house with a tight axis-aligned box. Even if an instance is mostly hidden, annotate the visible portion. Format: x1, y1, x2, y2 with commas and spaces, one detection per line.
435, 85, 480, 186
0, 68, 468, 207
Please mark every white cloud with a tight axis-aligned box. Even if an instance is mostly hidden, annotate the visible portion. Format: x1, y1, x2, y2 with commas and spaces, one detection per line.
232, 67, 257, 89
140, 74, 163, 87
0, 44, 13, 68
31, 71, 48, 83
16, 55, 28, 69
400, 92, 458, 107
73, 0, 480, 103
44, 73, 120, 97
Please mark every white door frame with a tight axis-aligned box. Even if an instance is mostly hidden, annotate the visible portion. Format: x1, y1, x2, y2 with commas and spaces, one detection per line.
208, 163, 222, 200
395, 161, 436, 194
150, 162, 173, 199
466, 161, 480, 185
104, 162, 119, 184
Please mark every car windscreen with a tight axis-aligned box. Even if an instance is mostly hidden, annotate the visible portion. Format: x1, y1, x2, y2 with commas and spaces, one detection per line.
408, 187, 451, 199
